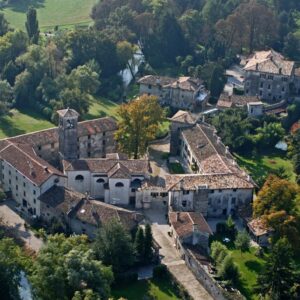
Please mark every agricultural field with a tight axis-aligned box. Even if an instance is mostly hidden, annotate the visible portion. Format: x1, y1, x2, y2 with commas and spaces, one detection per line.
0, 0, 96, 30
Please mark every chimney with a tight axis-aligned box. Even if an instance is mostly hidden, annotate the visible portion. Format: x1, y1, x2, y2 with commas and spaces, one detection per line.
279, 68, 282, 74
176, 212, 180, 222
44, 166, 49, 173
256, 63, 258, 70
225, 146, 229, 154
179, 178, 184, 190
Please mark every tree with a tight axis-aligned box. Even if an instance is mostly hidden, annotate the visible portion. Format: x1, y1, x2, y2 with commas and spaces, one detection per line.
93, 219, 135, 275
30, 235, 113, 300
144, 223, 153, 263
210, 241, 228, 265
217, 255, 239, 285
234, 230, 250, 255
134, 226, 145, 263
25, 7, 39, 44
256, 238, 296, 299
254, 122, 285, 148
0, 80, 14, 115
115, 95, 164, 158
0, 13, 9, 37
209, 65, 226, 100
0, 238, 26, 300
225, 215, 236, 239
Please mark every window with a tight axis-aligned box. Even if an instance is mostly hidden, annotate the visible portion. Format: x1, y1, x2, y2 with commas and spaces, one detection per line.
218, 189, 222, 193
22, 199, 27, 207
260, 82, 263, 88
182, 200, 187, 207
54, 178, 59, 184
23, 182, 26, 187
268, 84, 271, 89
103, 132, 106, 137
210, 190, 214, 194
115, 182, 124, 187
131, 188, 136, 192
102, 140, 106, 146
23, 191, 26, 197
282, 87, 285, 92
233, 189, 237, 192
87, 151, 91, 157
51, 143, 54, 149
148, 84, 152, 89
183, 190, 189, 195
88, 135, 91, 140
16, 185, 18, 191
15, 176, 18, 181
231, 197, 236, 205
33, 190, 36, 195
9, 170, 11, 175
96, 178, 105, 183
38, 145, 41, 151
75, 175, 84, 181
259, 91, 263, 96
268, 75, 274, 80
33, 198, 36, 204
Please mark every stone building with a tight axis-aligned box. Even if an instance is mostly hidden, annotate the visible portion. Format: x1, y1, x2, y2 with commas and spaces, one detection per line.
39, 185, 142, 238
138, 75, 209, 111
216, 93, 261, 110
243, 49, 295, 102
168, 110, 254, 217
169, 211, 213, 254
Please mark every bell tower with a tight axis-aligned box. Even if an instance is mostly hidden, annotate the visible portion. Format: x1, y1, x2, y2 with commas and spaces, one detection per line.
57, 108, 79, 160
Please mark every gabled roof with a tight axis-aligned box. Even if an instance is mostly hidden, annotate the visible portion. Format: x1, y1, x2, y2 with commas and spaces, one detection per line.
169, 212, 212, 238
0, 142, 65, 186
217, 93, 260, 109
38, 186, 84, 214
107, 163, 131, 179
57, 108, 79, 118
243, 49, 294, 76
169, 110, 195, 124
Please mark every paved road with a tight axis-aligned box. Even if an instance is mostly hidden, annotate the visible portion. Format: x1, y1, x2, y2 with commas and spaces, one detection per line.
152, 224, 213, 300
0, 202, 43, 252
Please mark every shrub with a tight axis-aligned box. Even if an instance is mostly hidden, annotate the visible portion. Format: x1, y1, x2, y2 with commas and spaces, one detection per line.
210, 241, 228, 265
218, 255, 239, 285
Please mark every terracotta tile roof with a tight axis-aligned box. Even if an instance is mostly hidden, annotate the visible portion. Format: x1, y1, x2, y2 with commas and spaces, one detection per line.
166, 173, 254, 191
38, 186, 84, 214
244, 49, 294, 76
138, 75, 204, 92
169, 212, 212, 238
217, 93, 260, 109
0, 142, 65, 186
248, 217, 272, 237
169, 110, 195, 124
107, 162, 131, 179
5, 117, 117, 147
63, 158, 149, 176
181, 123, 234, 174
74, 199, 143, 230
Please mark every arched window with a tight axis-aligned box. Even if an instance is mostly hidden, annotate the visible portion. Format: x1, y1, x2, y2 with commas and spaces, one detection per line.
75, 175, 84, 181
96, 178, 105, 183
115, 182, 124, 187
131, 178, 142, 188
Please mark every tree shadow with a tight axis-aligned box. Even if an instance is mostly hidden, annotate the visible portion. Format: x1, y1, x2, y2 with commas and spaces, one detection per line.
0, 116, 26, 137
3, 0, 45, 13
245, 260, 263, 273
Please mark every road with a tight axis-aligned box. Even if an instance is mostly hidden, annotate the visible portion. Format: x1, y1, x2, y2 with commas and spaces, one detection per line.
0, 201, 43, 252
152, 223, 214, 300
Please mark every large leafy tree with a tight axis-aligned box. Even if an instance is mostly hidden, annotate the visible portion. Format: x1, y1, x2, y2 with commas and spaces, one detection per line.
30, 234, 113, 300
115, 95, 164, 158
144, 223, 153, 263
0, 13, 9, 37
93, 219, 135, 275
256, 238, 296, 299
25, 7, 39, 44
0, 80, 14, 115
253, 175, 300, 249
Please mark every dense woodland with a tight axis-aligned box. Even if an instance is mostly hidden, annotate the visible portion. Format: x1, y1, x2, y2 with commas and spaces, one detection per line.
1, 0, 300, 120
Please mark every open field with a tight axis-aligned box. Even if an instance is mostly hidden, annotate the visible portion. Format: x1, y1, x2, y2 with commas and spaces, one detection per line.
234, 150, 296, 184
111, 278, 180, 300
0, 0, 95, 30
0, 109, 53, 139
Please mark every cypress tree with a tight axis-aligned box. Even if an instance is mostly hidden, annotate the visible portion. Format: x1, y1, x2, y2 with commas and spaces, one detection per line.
134, 227, 145, 264
25, 7, 39, 44
144, 224, 153, 263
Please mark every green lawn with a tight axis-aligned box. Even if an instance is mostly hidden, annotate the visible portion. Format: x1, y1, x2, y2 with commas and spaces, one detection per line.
0, 0, 96, 30
234, 149, 296, 184
0, 98, 119, 139
111, 278, 180, 300
230, 248, 266, 300
0, 109, 53, 139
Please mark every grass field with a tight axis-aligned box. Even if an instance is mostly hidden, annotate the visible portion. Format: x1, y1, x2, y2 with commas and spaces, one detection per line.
234, 149, 296, 184
0, 108, 53, 139
111, 278, 180, 300
0, 0, 96, 30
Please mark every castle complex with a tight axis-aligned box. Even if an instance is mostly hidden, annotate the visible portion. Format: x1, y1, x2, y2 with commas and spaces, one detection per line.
0, 108, 254, 237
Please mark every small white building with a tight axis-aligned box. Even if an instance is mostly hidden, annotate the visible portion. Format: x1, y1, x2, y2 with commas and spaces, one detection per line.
247, 102, 264, 117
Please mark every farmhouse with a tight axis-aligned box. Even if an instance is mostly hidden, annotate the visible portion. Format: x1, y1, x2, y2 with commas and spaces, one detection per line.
138, 75, 209, 111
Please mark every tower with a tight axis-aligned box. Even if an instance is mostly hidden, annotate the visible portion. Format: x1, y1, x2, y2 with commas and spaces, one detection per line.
57, 108, 79, 160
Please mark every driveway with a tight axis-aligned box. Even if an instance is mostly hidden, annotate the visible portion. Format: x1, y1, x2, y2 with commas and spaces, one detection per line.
0, 201, 43, 252
152, 224, 213, 300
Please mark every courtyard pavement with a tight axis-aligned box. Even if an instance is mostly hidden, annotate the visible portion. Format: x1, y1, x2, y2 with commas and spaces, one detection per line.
0, 200, 43, 252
